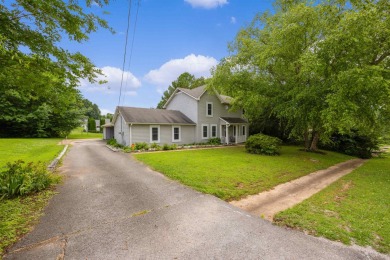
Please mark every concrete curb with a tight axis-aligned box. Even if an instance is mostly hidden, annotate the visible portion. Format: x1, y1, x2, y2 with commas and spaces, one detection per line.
48, 145, 69, 172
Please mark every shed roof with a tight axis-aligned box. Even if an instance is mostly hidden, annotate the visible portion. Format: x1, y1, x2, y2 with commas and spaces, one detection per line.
116, 106, 196, 125
220, 117, 248, 124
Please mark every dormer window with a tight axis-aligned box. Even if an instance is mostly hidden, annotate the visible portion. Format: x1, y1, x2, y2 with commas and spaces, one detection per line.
206, 102, 213, 117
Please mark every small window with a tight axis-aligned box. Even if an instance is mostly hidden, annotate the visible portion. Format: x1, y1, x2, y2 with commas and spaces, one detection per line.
211, 124, 217, 138
206, 102, 213, 117
150, 126, 160, 143
172, 126, 181, 142
202, 124, 209, 139
233, 125, 237, 136
242, 125, 246, 136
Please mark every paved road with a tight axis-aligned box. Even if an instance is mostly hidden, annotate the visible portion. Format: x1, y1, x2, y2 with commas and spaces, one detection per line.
5, 140, 388, 259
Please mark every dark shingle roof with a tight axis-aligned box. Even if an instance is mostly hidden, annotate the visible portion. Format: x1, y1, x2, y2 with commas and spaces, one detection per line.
117, 106, 195, 125
178, 85, 233, 104
177, 85, 207, 99
220, 117, 248, 124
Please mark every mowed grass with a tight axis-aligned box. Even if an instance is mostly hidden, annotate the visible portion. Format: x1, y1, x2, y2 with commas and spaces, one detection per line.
0, 138, 64, 167
67, 127, 102, 139
0, 190, 56, 256
274, 155, 390, 254
0, 138, 64, 257
134, 146, 353, 201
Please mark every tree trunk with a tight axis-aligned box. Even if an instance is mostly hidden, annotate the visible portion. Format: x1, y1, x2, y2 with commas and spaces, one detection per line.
310, 131, 320, 151
304, 130, 310, 150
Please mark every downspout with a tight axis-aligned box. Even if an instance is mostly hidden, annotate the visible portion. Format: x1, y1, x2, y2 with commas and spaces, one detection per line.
129, 123, 133, 147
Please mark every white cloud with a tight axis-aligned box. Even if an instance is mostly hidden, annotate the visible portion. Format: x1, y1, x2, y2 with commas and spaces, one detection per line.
144, 54, 218, 92
230, 16, 236, 24
100, 108, 114, 115
184, 0, 228, 9
79, 66, 141, 96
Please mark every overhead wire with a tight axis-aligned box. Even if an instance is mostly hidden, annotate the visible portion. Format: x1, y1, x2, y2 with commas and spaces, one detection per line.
122, 0, 141, 105
118, 0, 133, 107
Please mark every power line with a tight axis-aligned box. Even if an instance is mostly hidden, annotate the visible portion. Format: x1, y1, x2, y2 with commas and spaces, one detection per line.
122, 0, 141, 105
118, 0, 133, 107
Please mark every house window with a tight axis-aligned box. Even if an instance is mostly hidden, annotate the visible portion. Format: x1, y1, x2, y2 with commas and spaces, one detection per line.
150, 125, 160, 143
206, 102, 213, 117
233, 125, 237, 136
211, 124, 217, 138
202, 124, 209, 139
242, 125, 246, 136
172, 126, 181, 142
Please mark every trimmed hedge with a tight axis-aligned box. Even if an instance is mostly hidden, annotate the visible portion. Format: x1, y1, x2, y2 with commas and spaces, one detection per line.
245, 133, 282, 155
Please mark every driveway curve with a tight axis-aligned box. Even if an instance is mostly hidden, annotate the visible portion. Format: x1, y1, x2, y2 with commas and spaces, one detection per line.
4, 140, 387, 259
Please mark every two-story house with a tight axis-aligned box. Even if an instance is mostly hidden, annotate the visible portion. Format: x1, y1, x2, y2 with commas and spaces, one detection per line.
107, 85, 248, 146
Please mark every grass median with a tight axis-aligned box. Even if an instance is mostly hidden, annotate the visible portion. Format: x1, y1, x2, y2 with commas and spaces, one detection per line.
134, 146, 353, 201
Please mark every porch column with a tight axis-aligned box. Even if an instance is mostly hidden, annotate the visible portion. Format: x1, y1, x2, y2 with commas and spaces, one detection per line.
235, 125, 238, 144
226, 125, 229, 145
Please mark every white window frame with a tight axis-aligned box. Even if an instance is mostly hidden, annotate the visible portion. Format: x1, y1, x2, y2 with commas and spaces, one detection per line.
242, 125, 246, 136
150, 125, 160, 143
172, 126, 181, 142
201, 124, 209, 139
206, 102, 213, 117
210, 124, 217, 138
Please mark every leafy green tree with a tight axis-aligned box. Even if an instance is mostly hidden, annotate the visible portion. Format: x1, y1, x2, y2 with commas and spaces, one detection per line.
212, 0, 390, 151
82, 99, 101, 119
157, 72, 206, 109
0, 0, 112, 137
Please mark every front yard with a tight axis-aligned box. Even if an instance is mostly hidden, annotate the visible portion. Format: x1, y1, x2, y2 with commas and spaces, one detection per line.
134, 146, 353, 201
0, 138, 64, 257
274, 155, 390, 254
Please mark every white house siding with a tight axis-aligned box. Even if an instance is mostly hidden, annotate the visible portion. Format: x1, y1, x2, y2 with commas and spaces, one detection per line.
131, 125, 150, 144
114, 114, 130, 146
196, 92, 244, 142
165, 92, 198, 123
130, 124, 196, 145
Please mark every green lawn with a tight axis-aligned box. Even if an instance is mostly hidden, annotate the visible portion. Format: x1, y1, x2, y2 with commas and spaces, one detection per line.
274, 155, 390, 254
0, 138, 64, 167
134, 146, 353, 201
67, 127, 102, 139
0, 190, 56, 257
0, 138, 64, 257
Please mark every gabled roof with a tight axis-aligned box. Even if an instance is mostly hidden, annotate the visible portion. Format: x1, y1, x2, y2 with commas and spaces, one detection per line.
114, 106, 195, 125
163, 85, 233, 108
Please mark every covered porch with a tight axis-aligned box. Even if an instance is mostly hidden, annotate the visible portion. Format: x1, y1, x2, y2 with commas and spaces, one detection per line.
219, 117, 249, 144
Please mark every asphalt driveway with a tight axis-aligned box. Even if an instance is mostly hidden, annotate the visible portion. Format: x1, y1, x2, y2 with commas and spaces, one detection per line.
4, 140, 387, 259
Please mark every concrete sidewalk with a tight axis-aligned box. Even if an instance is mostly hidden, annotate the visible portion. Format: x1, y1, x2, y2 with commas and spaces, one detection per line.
230, 158, 366, 221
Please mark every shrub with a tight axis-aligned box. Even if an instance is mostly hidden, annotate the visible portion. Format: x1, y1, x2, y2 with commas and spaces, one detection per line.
135, 142, 149, 151
150, 143, 161, 150
107, 138, 125, 149
320, 132, 379, 159
0, 161, 57, 199
208, 138, 221, 145
162, 144, 170, 150
245, 133, 282, 155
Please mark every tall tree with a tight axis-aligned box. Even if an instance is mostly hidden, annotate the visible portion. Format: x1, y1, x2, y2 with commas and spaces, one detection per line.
211, 0, 390, 151
0, 0, 112, 137
82, 99, 101, 119
157, 72, 206, 109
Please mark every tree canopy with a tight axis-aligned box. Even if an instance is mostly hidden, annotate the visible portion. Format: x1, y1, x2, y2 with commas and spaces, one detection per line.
211, 0, 390, 150
0, 0, 111, 137
157, 72, 206, 109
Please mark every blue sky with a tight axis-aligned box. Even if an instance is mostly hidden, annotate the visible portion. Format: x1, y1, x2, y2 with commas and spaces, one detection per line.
71, 0, 274, 115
